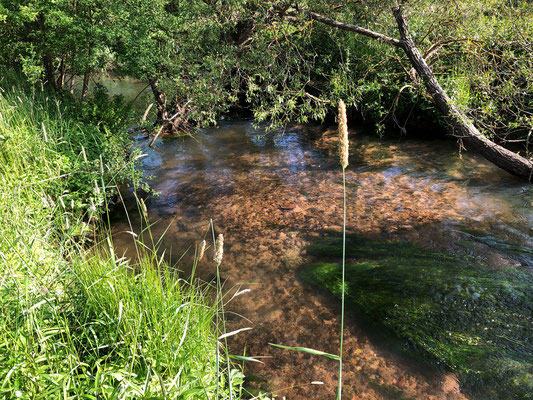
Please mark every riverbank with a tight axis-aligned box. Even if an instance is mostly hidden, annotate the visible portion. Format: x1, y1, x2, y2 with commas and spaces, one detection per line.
0, 76, 240, 398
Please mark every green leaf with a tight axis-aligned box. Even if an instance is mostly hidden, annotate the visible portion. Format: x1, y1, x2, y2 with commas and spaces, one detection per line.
228, 355, 264, 364
268, 343, 340, 360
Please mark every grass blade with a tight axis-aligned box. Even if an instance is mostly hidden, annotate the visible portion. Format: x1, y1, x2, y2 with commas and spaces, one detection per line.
269, 343, 340, 360
229, 355, 264, 364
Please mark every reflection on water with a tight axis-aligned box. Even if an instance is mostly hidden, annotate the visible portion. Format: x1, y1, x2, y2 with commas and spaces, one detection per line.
72, 75, 150, 111
112, 121, 532, 399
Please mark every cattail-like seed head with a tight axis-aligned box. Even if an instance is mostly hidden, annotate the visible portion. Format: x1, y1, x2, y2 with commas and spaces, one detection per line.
139, 198, 148, 216
214, 234, 224, 265
198, 239, 206, 261
338, 99, 349, 169
42, 122, 47, 142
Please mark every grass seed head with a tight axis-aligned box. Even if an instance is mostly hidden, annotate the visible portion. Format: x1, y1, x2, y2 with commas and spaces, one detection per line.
81, 146, 88, 163
140, 198, 148, 217
198, 239, 206, 261
214, 234, 224, 265
338, 99, 349, 169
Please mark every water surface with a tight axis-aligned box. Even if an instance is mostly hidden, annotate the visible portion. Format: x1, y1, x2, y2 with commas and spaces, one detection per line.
112, 121, 532, 399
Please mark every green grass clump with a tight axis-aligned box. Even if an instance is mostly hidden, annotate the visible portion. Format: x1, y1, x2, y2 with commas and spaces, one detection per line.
0, 75, 241, 398
301, 233, 533, 399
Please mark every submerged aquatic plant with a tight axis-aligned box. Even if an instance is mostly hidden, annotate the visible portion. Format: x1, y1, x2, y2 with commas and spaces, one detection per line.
302, 233, 533, 399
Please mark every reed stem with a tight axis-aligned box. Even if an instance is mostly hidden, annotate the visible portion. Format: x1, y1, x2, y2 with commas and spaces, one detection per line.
337, 168, 346, 400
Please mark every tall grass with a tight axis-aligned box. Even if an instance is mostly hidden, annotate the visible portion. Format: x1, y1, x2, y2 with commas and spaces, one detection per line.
0, 76, 242, 398
268, 100, 349, 399
336, 99, 349, 400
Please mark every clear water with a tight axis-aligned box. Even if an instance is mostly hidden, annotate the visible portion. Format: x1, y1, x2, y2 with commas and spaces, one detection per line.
111, 121, 532, 399
72, 74, 150, 111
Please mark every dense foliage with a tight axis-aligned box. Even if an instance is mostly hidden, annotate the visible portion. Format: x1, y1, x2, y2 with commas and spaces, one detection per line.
1, 1, 531, 146
0, 75, 242, 398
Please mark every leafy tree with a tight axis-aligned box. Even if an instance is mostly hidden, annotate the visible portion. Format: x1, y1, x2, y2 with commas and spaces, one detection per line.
0, 0, 118, 94
2, 0, 532, 177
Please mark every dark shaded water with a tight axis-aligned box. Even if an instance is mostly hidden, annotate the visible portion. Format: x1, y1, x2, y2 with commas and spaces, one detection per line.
72, 75, 150, 111
112, 121, 532, 399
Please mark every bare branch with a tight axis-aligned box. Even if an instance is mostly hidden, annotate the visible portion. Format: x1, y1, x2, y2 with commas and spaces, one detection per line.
300, 9, 404, 48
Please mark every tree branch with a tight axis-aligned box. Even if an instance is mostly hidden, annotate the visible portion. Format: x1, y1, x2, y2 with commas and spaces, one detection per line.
301, 9, 404, 48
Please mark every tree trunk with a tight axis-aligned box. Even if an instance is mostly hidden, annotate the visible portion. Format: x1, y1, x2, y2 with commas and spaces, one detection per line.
43, 52, 57, 89
148, 78, 168, 123
81, 69, 90, 101
392, 6, 533, 181
56, 58, 67, 89
303, 6, 533, 180
38, 13, 57, 90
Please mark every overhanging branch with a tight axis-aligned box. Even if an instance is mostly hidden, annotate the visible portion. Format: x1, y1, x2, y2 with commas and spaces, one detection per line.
301, 9, 404, 48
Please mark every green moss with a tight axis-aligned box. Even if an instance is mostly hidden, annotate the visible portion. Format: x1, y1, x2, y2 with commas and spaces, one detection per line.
457, 227, 533, 262
301, 233, 533, 399
241, 374, 273, 398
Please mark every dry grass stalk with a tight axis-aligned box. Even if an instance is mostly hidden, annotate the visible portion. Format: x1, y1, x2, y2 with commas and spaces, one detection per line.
338, 99, 349, 169
198, 239, 206, 261
214, 234, 224, 265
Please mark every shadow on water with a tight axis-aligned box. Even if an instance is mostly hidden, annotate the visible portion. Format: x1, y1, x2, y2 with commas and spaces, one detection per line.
111, 120, 532, 399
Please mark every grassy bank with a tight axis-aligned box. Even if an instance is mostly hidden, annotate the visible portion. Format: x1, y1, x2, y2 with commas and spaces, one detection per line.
301, 232, 533, 399
0, 76, 241, 398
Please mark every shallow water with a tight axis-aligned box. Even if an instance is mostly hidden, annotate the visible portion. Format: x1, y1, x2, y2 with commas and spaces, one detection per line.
112, 121, 532, 399
72, 75, 150, 111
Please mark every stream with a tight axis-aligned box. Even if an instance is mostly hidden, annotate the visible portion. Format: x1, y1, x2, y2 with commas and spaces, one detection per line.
110, 120, 532, 399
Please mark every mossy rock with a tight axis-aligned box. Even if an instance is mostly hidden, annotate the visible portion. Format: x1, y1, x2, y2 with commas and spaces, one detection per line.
301, 233, 533, 399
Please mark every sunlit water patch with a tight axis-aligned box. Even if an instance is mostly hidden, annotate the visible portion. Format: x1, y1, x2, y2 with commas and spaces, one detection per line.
112, 121, 532, 399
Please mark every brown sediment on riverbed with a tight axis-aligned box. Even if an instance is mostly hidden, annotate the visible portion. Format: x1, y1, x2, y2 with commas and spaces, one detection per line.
112, 122, 530, 399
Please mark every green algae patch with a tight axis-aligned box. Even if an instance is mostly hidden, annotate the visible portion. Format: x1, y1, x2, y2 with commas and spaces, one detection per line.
301, 233, 533, 399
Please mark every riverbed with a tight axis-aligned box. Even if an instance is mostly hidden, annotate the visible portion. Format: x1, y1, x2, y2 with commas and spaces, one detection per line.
111, 121, 532, 399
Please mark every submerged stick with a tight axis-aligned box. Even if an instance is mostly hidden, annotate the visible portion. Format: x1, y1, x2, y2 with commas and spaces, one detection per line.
148, 124, 165, 148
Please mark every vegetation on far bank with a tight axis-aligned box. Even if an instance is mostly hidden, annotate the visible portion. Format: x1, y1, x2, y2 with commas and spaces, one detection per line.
301, 232, 533, 399
0, 74, 243, 398
2, 1, 532, 144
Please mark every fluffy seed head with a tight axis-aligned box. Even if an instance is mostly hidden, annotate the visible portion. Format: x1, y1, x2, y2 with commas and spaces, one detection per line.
99, 155, 104, 175
338, 99, 349, 169
198, 239, 206, 261
214, 234, 224, 265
